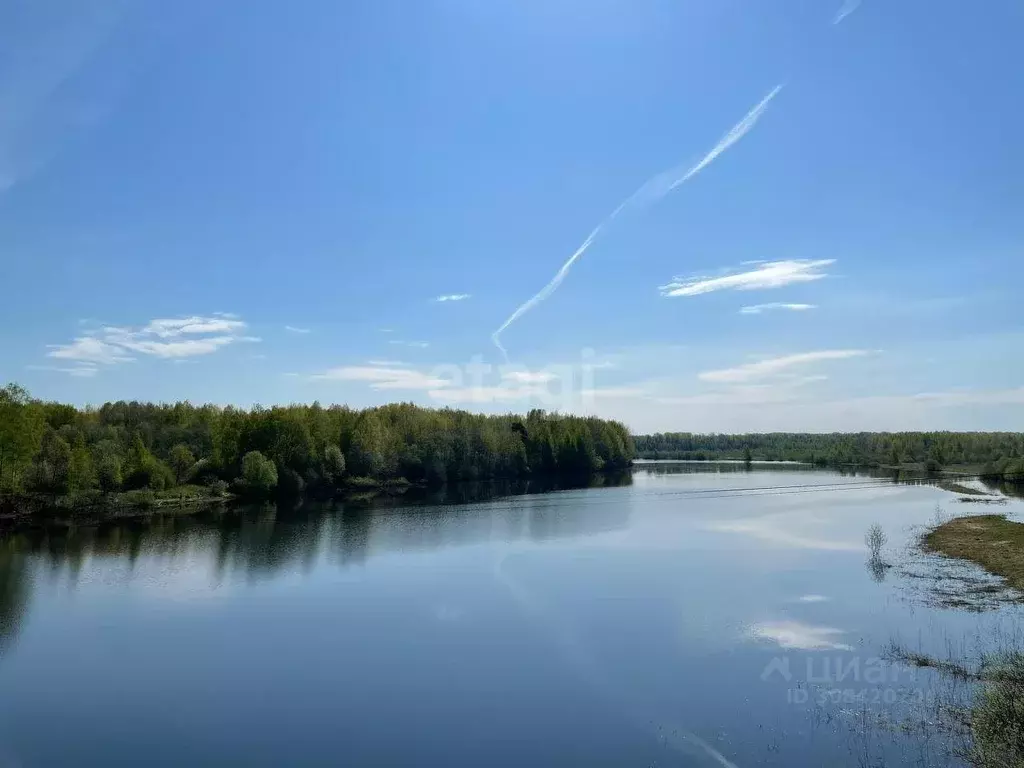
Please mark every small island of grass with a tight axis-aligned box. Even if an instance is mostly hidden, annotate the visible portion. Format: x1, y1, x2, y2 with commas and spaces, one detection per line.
924, 514, 1024, 592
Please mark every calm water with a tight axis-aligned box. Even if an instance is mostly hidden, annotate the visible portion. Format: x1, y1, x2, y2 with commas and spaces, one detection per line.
1, 465, 1023, 767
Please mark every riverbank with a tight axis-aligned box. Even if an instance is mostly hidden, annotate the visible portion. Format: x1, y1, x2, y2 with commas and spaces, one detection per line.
924, 514, 1024, 592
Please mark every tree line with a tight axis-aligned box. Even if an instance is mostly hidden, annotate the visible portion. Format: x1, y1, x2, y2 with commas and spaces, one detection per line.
634, 431, 1024, 478
0, 383, 634, 502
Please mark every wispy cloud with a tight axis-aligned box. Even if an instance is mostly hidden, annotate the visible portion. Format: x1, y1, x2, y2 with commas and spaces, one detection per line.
834, 0, 862, 25
698, 350, 870, 383
660, 260, 834, 298
492, 84, 784, 360
47, 336, 133, 365
388, 340, 430, 348
740, 303, 817, 315
45, 315, 258, 370
310, 366, 450, 390
27, 364, 98, 378
503, 370, 557, 384
366, 359, 407, 367
427, 385, 547, 404
435, 294, 471, 303
284, 325, 311, 334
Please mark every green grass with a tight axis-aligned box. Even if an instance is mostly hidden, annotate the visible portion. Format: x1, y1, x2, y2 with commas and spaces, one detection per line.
924, 515, 1024, 592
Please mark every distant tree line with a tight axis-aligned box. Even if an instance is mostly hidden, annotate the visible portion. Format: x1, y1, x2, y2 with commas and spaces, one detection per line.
634, 432, 1024, 478
0, 383, 634, 503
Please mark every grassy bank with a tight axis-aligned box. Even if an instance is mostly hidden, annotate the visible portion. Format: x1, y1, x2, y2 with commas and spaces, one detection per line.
924, 515, 1024, 592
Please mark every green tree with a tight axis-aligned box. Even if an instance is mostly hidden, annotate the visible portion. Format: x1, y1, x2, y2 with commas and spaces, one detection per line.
241, 450, 277, 497
69, 439, 96, 493
321, 444, 346, 485
0, 384, 45, 492
96, 455, 123, 493
348, 412, 387, 477
169, 444, 196, 484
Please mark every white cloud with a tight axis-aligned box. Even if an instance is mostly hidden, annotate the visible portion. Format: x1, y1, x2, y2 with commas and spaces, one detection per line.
141, 316, 246, 338
284, 325, 311, 334
47, 336, 133, 364
796, 595, 830, 603
502, 370, 557, 384
114, 336, 242, 359
27, 364, 98, 378
582, 386, 649, 400
660, 260, 834, 298
749, 621, 852, 651
388, 340, 430, 348
428, 385, 547, 404
698, 350, 869, 384
435, 294, 471, 302
45, 315, 257, 369
311, 366, 451, 390
739, 303, 817, 315
910, 388, 1024, 406
366, 359, 407, 367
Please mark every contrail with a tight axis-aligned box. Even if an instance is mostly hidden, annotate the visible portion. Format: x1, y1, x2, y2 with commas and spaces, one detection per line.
833, 0, 862, 25
491, 84, 784, 360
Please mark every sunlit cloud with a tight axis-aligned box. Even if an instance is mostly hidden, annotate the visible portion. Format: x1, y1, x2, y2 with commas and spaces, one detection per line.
47, 336, 133, 365
435, 294, 471, 302
45, 315, 258, 369
310, 366, 451, 390
27, 364, 98, 378
739, 303, 817, 315
503, 370, 557, 384
660, 260, 834, 298
428, 385, 546, 404
388, 340, 430, 348
284, 325, 311, 334
698, 350, 869, 384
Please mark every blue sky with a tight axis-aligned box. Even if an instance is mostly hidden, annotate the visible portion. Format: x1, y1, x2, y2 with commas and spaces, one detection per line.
2, 0, 1023, 432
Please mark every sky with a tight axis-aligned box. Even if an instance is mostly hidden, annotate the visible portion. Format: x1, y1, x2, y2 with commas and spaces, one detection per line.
2, 0, 1023, 433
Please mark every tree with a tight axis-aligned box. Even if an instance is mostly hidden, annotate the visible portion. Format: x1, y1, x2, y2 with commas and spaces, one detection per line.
348, 412, 387, 477
0, 384, 45, 492
321, 444, 346, 486
96, 455, 123, 493
169, 444, 196, 484
68, 435, 96, 493
241, 451, 277, 497
35, 432, 73, 494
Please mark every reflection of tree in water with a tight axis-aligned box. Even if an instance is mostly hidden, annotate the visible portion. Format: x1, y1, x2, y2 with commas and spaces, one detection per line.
0, 474, 636, 585
0, 541, 31, 656
866, 555, 889, 583
212, 505, 325, 580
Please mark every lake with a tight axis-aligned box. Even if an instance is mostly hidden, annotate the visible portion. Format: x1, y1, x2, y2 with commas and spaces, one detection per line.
1, 464, 1022, 767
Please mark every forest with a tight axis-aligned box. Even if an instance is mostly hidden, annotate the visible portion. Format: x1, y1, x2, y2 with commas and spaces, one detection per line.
634, 431, 1024, 477
0, 383, 634, 504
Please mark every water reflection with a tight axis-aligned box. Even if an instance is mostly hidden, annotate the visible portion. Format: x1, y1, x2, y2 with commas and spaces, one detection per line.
0, 545, 30, 655
0, 473, 633, 588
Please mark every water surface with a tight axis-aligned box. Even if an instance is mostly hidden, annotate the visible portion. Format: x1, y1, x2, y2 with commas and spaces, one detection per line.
1, 465, 1022, 766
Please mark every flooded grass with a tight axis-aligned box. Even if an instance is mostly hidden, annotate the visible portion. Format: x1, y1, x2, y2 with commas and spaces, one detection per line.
924, 515, 1024, 593
938, 482, 993, 497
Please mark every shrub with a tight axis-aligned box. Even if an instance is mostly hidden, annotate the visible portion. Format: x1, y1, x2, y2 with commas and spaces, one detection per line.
241, 451, 277, 497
